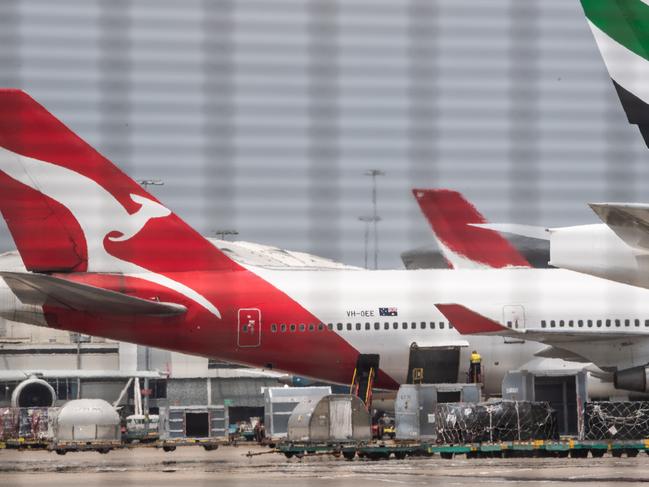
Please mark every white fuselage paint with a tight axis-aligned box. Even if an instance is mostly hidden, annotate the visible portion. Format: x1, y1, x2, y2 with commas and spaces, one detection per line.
250, 266, 649, 392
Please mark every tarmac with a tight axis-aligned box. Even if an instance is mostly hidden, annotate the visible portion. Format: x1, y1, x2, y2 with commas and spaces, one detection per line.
2, 444, 649, 487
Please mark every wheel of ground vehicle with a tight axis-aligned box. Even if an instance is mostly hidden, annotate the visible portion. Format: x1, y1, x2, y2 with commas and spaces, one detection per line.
97, 448, 110, 454
569, 449, 588, 459
440, 452, 453, 460
55, 449, 66, 456
393, 451, 407, 460
611, 450, 623, 458
203, 445, 218, 451
625, 449, 639, 458
590, 449, 606, 458
284, 452, 294, 459
162, 446, 176, 452
343, 451, 356, 461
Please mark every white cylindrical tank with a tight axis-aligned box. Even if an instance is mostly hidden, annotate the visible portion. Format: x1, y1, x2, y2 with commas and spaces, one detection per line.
55, 399, 120, 441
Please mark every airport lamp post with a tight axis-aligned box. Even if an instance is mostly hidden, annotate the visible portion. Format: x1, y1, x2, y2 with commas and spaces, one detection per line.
364, 170, 385, 269
137, 179, 164, 415
359, 216, 381, 269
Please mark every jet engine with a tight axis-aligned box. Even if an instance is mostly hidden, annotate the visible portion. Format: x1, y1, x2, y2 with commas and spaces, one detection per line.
11, 376, 57, 407
614, 366, 649, 393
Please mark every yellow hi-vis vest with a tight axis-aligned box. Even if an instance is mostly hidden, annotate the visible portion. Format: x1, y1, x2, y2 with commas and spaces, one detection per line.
470, 352, 482, 364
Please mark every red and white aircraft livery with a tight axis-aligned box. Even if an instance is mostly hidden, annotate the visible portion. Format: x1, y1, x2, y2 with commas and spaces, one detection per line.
0, 89, 647, 395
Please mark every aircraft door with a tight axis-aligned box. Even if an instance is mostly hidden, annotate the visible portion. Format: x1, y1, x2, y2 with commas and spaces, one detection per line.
503, 305, 525, 330
237, 308, 261, 347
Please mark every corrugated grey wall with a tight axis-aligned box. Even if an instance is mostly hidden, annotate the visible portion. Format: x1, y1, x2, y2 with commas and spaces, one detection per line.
0, 0, 646, 268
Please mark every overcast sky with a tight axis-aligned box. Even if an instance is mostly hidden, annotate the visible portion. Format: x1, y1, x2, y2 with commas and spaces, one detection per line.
1, 0, 648, 269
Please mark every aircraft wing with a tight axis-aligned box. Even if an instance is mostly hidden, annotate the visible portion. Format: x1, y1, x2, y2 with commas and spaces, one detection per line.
435, 303, 649, 344
589, 203, 649, 251
0, 271, 186, 316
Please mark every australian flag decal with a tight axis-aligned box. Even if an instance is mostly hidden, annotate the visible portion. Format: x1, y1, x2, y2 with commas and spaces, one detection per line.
379, 307, 398, 316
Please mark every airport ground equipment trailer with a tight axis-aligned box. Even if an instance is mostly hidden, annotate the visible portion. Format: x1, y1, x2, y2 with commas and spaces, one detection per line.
273, 438, 649, 460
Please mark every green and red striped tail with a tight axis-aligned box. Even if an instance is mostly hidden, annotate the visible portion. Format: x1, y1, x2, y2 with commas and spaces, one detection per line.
580, 0, 649, 147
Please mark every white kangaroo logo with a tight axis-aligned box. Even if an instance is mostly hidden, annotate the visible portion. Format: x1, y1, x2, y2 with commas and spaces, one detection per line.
0, 146, 221, 318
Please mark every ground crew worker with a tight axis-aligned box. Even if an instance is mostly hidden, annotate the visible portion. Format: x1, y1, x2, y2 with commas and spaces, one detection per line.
469, 350, 482, 383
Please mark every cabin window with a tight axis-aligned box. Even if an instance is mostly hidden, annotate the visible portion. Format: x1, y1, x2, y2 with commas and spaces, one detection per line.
507, 321, 512, 328
440, 322, 445, 329
420, 322, 426, 329
577, 320, 583, 327
299, 324, 306, 332
430, 322, 435, 329
309, 323, 315, 331
615, 320, 620, 327
366, 323, 371, 330
346, 323, 352, 331
646, 320, 649, 327
587, 320, 593, 328
635, 319, 640, 327
606, 320, 611, 327
281, 324, 287, 332
374, 322, 380, 330
411, 322, 416, 329
382, 323, 388, 330
550, 320, 556, 328
559, 320, 564, 327
356, 323, 361, 331
290, 324, 296, 332
568, 320, 573, 327
327, 323, 333, 331
271, 324, 277, 333
393, 322, 399, 330
597, 320, 602, 328
402, 322, 408, 330
541, 320, 546, 328
337, 323, 343, 331
318, 323, 324, 331
625, 319, 630, 327
448, 322, 453, 329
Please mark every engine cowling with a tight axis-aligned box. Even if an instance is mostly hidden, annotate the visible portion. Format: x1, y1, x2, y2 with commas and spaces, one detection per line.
614, 366, 649, 393
11, 376, 57, 407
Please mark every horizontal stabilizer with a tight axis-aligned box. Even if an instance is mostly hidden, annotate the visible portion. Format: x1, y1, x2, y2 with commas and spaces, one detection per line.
589, 202, 649, 250
469, 224, 550, 241
435, 303, 649, 344
0, 271, 186, 316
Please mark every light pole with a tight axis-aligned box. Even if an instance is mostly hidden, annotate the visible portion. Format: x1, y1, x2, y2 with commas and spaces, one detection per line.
364, 170, 385, 269
137, 179, 164, 415
358, 216, 381, 269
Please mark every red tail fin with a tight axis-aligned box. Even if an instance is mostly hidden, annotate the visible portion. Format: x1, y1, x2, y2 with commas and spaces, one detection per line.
413, 189, 531, 269
0, 89, 238, 274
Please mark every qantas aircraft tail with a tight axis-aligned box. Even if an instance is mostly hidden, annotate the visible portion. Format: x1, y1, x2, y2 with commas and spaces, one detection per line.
580, 0, 649, 147
412, 189, 537, 269
0, 89, 239, 274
